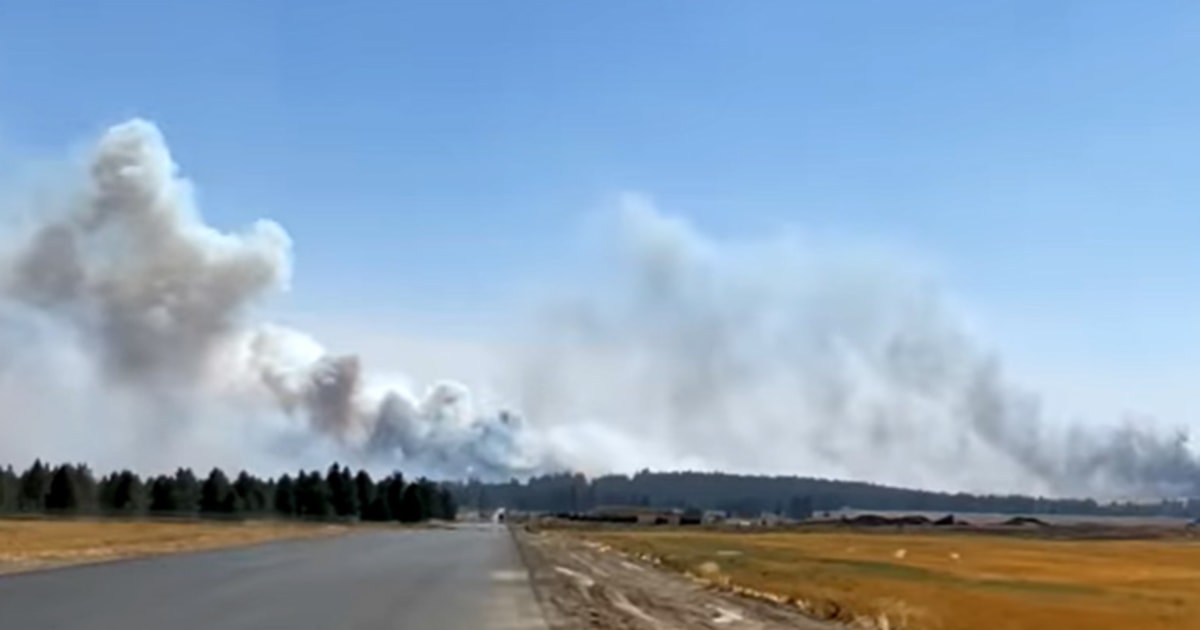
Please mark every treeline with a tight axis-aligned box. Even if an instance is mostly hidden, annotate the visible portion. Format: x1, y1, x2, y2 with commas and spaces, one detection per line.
450, 470, 1200, 519
0, 460, 456, 523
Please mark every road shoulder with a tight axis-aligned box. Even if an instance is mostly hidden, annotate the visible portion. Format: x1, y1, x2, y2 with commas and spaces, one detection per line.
513, 526, 837, 630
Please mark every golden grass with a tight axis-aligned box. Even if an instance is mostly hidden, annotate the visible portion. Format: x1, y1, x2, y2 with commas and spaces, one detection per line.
581, 529, 1200, 630
0, 517, 344, 573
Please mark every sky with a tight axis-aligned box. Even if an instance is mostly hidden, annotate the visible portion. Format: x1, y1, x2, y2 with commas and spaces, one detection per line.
1, 1, 1199, 455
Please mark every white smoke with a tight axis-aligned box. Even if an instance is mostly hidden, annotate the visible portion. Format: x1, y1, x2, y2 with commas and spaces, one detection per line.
0, 119, 1196, 498
518, 195, 1200, 497
0, 119, 546, 478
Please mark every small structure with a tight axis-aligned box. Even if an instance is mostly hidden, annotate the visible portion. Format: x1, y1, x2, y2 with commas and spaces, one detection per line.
590, 505, 683, 525
758, 512, 784, 527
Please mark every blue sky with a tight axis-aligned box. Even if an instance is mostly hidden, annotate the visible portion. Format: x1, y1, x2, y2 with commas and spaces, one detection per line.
2, 1, 1199, 423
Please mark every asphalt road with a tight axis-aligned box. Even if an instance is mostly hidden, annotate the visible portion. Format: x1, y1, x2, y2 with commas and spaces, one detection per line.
0, 524, 547, 630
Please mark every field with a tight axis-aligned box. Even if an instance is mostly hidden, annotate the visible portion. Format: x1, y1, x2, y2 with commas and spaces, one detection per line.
0, 517, 344, 573
579, 527, 1200, 630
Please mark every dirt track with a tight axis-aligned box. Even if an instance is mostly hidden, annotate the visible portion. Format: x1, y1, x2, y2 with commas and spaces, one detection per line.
513, 527, 836, 630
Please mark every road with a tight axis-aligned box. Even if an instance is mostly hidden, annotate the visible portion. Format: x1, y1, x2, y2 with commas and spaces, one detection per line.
0, 524, 547, 630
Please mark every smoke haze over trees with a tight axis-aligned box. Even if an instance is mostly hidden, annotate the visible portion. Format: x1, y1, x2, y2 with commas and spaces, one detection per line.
0, 459, 456, 523
0, 119, 1198, 500
451, 471, 1200, 521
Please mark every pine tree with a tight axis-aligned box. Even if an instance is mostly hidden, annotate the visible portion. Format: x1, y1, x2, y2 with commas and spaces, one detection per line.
237, 470, 268, 516
110, 470, 144, 512
436, 487, 458, 521
354, 470, 375, 519
149, 475, 178, 512
274, 474, 297, 516
339, 465, 359, 518
19, 459, 49, 512
293, 471, 311, 516
72, 464, 98, 511
416, 479, 438, 521
363, 476, 392, 521
0, 466, 17, 513
326, 463, 353, 518
386, 474, 406, 521
399, 482, 426, 523
174, 468, 200, 513
45, 464, 80, 512
200, 468, 234, 513
296, 470, 332, 518
97, 473, 117, 511
234, 471, 266, 514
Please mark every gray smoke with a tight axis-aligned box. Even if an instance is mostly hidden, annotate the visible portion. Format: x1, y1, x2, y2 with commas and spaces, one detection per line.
521, 195, 1200, 497
1, 119, 1195, 497
7, 121, 289, 387
0, 119, 546, 478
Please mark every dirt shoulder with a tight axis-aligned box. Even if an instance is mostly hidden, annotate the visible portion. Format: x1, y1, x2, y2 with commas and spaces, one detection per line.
513, 525, 837, 630
575, 526, 1200, 630
0, 517, 345, 574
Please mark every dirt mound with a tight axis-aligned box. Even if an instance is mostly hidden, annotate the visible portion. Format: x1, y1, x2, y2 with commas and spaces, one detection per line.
841, 514, 932, 527
1002, 516, 1050, 527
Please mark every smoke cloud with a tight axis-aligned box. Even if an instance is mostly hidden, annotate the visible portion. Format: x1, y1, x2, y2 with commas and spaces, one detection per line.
519, 196, 1200, 498
0, 119, 1196, 498
0, 119, 544, 478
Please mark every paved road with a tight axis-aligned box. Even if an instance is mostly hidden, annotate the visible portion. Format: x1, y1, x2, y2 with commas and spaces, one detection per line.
0, 524, 547, 630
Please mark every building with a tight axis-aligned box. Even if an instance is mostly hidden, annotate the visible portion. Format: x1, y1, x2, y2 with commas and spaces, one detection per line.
589, 505, 684, 525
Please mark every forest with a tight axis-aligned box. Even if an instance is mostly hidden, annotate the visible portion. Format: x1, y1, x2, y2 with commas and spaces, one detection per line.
0, 460, 457, 523
7, 460, 1196, 523
450, 470, 1200, 519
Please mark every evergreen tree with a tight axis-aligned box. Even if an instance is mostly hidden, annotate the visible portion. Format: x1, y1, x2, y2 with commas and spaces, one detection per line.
0, 465, 17, 513
200, 468, 235, 514
97, 473, 117, 511
363, 476, 392, 522
73, 464, 98, 511
110, 470, 144, 512
436, 487, 458, 521
416, 479, 438, 521
19, 459, 49, 512
149, 475, 178, 512
173, 468, 200, 513
293, 471, 311, 515
274, 474, 297, 516
296, 470, 332, 518
339, 465, 359, 517
354, 470, 375, 519
385, 474, 406, 521
233, 471, 267, 513
399, 482, 427, 523
233, 472, 253, 512
250, 476, 269, 513
326, 463, 357, 518
45, 464, 80, 512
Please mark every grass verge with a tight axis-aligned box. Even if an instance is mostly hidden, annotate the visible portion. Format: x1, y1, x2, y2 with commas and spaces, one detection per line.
0, 517, 344, 574
579, 528, 1200, 630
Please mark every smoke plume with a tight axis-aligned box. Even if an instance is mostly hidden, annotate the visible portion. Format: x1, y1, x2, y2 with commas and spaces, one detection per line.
519, 196, 1200, 497
0, 119, 544, 478
0, 119, 1196, 498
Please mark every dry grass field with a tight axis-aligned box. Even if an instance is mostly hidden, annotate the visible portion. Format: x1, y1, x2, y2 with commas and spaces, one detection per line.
581, 528, 1200, 630
0, 517, 344, 574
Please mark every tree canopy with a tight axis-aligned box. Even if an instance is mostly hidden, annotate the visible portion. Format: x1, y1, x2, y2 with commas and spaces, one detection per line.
0, 459, 455, 524
449, 470, 1200, 520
